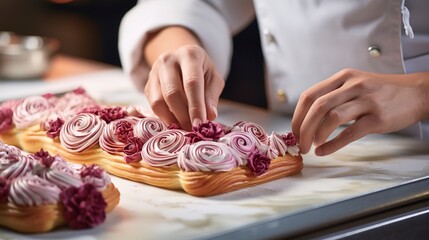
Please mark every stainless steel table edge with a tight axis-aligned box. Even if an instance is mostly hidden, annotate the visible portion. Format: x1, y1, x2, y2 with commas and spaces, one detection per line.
203, 175, 429, 240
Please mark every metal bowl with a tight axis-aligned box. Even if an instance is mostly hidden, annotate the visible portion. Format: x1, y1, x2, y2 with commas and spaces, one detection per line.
0, 32, 59, 79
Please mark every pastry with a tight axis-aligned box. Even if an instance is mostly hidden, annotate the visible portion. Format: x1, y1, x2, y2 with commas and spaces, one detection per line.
0, 88, 303, 197
0, 141, 120, 233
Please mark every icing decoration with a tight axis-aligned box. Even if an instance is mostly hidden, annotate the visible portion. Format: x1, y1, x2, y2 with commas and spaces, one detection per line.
60, 113, 106, 153
114, 120, 134, 143
133, 117, 167, 143
232, 121, 268, 144
8, 174, 61, 206
98, 107, 127, 123
12, 95, 52, 129
46, 118, 64, 139
141, 129, 188, 167
268, 132, 288, 156
80, 164, 111, 191
0, 154, 34, 179
177, 141, 242, 172
219, 131, 261, 164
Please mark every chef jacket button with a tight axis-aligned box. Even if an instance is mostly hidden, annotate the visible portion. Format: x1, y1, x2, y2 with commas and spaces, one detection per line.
263, 29, 275, 44
368, 46, 382, 58
276, 89, 287, 102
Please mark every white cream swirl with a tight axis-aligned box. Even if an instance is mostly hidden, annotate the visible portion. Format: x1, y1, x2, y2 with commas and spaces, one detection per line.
79, 165, 111, 191
219, 131, 261, 164
60, 113, 106, 152
177, 141, 242, 172
12, 96, 53, 129
232, 121, 268, 144
268, 132, 288, 157
34, 159, 82, 190
133, 117, 167, 143
41, 109, 76, 131
141, 129, 188, 167
8, 175, 61, 206
259, 145, 280, 159
54, 91, 97, 112
0, 154, 34, 179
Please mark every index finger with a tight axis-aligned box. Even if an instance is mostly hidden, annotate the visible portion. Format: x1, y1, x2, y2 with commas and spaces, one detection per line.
180, 56, 206, 126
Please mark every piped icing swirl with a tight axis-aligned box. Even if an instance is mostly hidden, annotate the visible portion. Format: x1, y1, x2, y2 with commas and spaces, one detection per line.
99, 117, 137, 155
268, 132, 288, 156
219, 131, 261, 164
54, 91, 97, 112
232, 121, 268, 144
8, 174, 61, 206
60, 113, 106, 152
177, 141, 242, 172
33, 158, 83, 190
12, 96, 53, 129
141, 129, 188, 167
0, 154, 34, 179
133, 117, 167, 143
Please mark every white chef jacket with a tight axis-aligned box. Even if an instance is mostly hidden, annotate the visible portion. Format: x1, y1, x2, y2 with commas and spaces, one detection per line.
119, 0, 429, 139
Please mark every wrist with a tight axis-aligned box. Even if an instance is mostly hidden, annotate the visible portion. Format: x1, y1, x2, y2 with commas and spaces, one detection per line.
417, 72, 429, 120
143, 26, 201, 66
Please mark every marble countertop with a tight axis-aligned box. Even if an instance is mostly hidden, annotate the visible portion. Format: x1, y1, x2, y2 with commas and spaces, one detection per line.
1, 70, 429, 239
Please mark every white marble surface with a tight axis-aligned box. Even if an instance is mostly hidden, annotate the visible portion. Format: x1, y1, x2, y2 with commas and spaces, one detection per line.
1, 70, 429, 239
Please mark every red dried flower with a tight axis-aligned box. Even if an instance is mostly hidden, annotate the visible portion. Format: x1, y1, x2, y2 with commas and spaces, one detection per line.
46, 118, 64, 139
80, 164, 104, 179
123, 137, 144, 163
114, 120, 134, 143
247, 148, 271, 176
33, 149, 56, 168
60, 183, 107, 229
99, 107, 127, 123
0, 108, 13, 134
0, 177, 10, 203
72, 87, 86, 95
42, 93, 55, 99
282, 132, 298, 146
185, 121, 225, 143
167, 123, 181, 130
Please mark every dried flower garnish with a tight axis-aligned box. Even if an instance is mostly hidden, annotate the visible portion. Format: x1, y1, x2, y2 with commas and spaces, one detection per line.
114, 120, 134, 143
0, 177, 10, 203
46, 118, 64, 139
80, 164, 104, 179
185, 121, 225, 143
247, 148, 271, 176
124, 137, 144, 163
72, 87, 86, 95
99, 107, 127, 123
42, 93, 55, 99
0, 108, 13, 134
32, 149, 56, 168
282, 132, 298, 146
167, 123, 181, 130
60, 183, 107, 229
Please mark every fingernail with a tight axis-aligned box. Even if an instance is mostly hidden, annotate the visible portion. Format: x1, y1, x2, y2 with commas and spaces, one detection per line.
192, 118, 202, 127
212, 106, 218, 118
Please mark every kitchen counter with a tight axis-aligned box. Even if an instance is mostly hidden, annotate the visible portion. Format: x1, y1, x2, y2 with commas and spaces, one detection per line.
1, 69, 429, 239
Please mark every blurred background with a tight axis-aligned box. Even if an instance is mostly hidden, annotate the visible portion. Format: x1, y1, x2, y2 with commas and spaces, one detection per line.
0, 0, 137, 66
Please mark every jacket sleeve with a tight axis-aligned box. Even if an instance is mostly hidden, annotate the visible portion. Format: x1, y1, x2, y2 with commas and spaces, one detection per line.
118, 0, 255, 92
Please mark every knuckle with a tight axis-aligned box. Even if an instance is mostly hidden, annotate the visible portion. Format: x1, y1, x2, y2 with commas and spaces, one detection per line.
181, 45, 203, 60
150, 97, 165, 111
327, 109, 342, 123
342, 127, 355, 141
299, 91, 317, 105
163, 88, 181, 102
313, 98, 330, 112
158, 53, 176, 65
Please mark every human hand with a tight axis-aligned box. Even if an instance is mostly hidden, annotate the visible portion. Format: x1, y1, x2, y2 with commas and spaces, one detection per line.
144, 45, 224, 130
292, 68, 429, 156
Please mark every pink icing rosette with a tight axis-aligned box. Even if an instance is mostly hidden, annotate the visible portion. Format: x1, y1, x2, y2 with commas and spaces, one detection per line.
41, 109, 76, 131
177, 141, 242, 172
99, 117, 137, 155
133, 117, 167, 143
219, 131, 262, 164
141, 129, 188, 167
0, 107, 13, 134
60, 113, 106, 153
0, 154, 34, 179
268, 132, 287, 156
12, 95, 53, 129
232, 121, 268, 144
8, 174, 61, 206
54, 90, 97, 113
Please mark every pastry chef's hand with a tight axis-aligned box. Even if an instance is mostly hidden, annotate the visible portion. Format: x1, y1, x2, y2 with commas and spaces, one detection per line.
143, 27, 224, 130
292, 68, 429, 156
